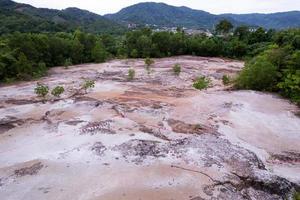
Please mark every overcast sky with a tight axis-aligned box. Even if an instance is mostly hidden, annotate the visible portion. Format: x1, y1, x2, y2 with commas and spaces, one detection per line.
14, 0, 300, 15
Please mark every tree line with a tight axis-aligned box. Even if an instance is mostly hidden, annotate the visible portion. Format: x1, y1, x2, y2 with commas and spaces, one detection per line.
0, 20, 299, 104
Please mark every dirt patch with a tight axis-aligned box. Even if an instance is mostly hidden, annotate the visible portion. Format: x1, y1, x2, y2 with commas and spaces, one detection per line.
14, 162, 43, 177
139, 125, 170, 141
167, 119, 215, 135
125, 86, 189, 98
0, 116, 26, 134
80, 120, 116, 135
0, 123, 16, 134
5, 98, 39, 105
97, 70, 124, 81
74, 96, 100, 103
65, 120, 85, 126
269, 152, 300, 164
113, 140, 168, 163
90, 142, 107, 156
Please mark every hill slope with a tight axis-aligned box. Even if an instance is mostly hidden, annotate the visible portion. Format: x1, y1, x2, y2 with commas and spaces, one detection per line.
222, 11, 300, 29
105, 2, 227, 29
0, 0, 125, 34
105, 2, 300, 30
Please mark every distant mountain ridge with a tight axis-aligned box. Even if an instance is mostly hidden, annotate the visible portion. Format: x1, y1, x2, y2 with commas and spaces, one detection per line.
104, 2, 225, 29
221, 11, 300, 29
105, 2, 300, 30
1, 0, 300, 35
0, 0, 125, 34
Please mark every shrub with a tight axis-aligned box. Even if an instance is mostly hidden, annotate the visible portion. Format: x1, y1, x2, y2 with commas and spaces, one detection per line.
294, 192, 300, 200
145, 57, 154, 67
51, 86, 65, 97
128, 68, 135, 81
173, 64, 181, 76
222, 75, 230, 85
34, 83, 49, 98
193, 76, 211, 90
235, 55, 278, 91
277, 71, 300, 104
64, 58, 72, 69
82, 80, 95, 93
33, 61, 47, 78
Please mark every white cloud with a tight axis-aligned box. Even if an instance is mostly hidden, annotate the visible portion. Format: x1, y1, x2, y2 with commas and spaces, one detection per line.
14, 0, 300, 15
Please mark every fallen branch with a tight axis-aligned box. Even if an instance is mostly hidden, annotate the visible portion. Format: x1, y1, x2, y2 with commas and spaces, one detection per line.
170, 165, 216, 182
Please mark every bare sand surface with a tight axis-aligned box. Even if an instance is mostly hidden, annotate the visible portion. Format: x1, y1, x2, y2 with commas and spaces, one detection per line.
0, 56, 299, 200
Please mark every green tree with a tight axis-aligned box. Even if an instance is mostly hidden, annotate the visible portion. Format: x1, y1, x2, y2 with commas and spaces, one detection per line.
15, 53, 33, 80
82, 80, 95, 93
216, 20, 233, 35
34, 83, 49, 98
51, 86, 65, 97
145, 57, 154, 74
91, 42, 108, 63
33, 61, 47, 78
173, 64, 181, 76
127, 68, 135, 81
236, 55, 278, 90
234, 26, 250, 41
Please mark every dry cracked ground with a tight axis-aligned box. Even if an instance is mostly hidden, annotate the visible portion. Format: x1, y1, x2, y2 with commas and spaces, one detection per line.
0, 56, 299, 200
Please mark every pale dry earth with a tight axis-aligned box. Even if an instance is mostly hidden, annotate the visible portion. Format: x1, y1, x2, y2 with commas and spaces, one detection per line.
0, 56, 299, 200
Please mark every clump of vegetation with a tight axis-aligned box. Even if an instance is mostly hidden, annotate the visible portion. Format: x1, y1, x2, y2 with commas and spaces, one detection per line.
193, 76, 211, 90
127, 68, 135, 81
222, 75, 231, 85
91, 42, 108, 63
236, 55, 278, 91
64, 58, 72, 69
82, 80, 95, 93
294, 191, 300, 200
145, 57, 154, 66
51, 86, 65, 97
34, 83, 49, 98
173, 64, 181, 76
33, 62, 47, 78
145, 57, 154, 74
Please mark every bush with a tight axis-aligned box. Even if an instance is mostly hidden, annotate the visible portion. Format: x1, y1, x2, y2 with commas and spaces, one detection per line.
51, 86, 65, 97
294, 192, 300, 200
64, 58, 72, 69
236, 55, 278, 91
173, 64, 181, 75
145, 57, 154, 67
34, 83, 49, 98
82, 80, 95, 93
193, 76, 211, 90
33, 61, 47, 78
127, 68, 135, 81
277, 71, 300, 104
222, 75, 230, 85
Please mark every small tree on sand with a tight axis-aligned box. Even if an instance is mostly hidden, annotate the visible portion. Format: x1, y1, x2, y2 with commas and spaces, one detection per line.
128, 68, 135, 81
34, 83, 49, 99
145, 57, 154, 74
82, 80, 95, 93
51, 86, 65, 98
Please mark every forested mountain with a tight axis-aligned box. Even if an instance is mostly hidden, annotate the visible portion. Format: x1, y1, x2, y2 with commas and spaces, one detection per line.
2, 0, 300, 34
105, 2, 300, 30
221, 11, 300, 29
105, 2, 226, 29
0, 0, 125, 34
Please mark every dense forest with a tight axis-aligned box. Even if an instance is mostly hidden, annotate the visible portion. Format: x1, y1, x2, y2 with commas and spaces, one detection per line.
0, 20, 299, 104
0, 0, 125, 34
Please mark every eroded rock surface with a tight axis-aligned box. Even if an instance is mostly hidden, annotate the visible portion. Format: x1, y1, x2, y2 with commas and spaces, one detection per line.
0, 56, 299, 200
